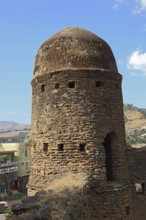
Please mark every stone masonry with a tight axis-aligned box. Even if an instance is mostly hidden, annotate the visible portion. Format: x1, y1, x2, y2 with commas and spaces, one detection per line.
28, 26, 146, 219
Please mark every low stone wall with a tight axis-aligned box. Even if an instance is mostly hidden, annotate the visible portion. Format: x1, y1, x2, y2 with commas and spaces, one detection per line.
11, 184, 134, 220
127, 146, 146, 219
133, 194, 146, 220
127, 146, 146, 182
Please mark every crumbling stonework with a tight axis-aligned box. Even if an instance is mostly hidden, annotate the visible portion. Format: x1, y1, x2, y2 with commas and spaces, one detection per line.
28, 26, 146, 219
10, 187, 134, 220
127, 146, 146, 220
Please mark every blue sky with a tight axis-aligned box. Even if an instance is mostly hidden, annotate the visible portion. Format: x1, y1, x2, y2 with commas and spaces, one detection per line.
0, 0, 146, 124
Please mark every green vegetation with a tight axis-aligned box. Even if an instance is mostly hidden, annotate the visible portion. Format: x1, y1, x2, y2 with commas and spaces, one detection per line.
0, 155, 9, 161
124, 104, 146, 145
6, 192, 26, 201
126, 128, 146, 145
0, 131, 29, 143
124, 115, 129, 123
5, 207, 11, 216
124, 104, 138, 111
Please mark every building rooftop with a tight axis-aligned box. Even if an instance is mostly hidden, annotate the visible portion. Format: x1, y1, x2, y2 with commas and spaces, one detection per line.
0, 150, 16, 155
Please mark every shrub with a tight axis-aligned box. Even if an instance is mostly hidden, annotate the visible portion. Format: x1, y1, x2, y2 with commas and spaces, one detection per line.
46, 172, 88, 192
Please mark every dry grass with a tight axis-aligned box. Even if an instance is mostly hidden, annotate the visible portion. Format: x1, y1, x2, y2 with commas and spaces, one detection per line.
126, 119, 146, 130
124, 110, 146, 130
124, 110, 144, 121
46, 172, 88, 192
0, 131, 20, 138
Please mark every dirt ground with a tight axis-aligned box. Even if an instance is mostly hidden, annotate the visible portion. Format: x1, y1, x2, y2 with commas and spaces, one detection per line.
8, 199, 22, 207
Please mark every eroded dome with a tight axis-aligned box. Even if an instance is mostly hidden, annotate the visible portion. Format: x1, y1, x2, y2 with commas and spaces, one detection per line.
33, 26, 118, 78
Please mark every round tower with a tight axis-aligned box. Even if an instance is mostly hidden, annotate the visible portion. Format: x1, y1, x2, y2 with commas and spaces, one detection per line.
29, 26, 130, 188
28, 27, 134, 218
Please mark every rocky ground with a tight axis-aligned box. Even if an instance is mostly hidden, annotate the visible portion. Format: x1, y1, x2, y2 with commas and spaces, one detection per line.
8, 189, 91, 220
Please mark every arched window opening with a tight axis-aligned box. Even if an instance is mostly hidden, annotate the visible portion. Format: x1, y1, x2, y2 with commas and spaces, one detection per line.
103, 132, 115, 181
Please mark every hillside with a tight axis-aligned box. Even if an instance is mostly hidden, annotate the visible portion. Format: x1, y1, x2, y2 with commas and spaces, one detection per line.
0, 121, 31, 143
0, 121, 30, 133
124, 104, 146, 130
124, 104, 146, 145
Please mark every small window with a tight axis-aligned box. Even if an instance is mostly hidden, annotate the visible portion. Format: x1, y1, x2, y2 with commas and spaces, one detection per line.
25, 149, 27, 157
135, 183, 144, 194
26, 162, 28, 170
116, 84, 119, 89
58, 144, 64, 151
43, 143, 48, 153
96, 81, 102, 87
79, 144, 86, 152
41, 84, 46, 92
55, 83, 59, 89
68, 81, 75, 88
125, 206, 130, 215
33, 144, 36, 151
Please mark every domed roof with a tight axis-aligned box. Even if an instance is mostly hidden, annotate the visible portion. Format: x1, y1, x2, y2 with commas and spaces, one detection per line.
33, 26, 118, 78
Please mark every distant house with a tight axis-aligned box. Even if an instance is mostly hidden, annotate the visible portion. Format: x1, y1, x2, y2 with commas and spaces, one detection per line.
0, 147, 18, 194
0, 142, 31, 193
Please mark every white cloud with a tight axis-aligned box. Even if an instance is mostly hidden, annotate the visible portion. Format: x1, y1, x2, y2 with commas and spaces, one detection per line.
127, 50, 146, 75
8, 111, 16, 115
133, 0, 146, 13
112, 0, 128, 10
112, 0, 146, 14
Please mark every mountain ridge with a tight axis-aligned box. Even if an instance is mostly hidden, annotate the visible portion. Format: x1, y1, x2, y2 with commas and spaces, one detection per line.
0, 121, 31, 133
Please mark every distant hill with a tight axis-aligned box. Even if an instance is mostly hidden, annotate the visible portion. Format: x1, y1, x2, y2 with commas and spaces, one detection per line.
124, 104, 146, 130
124, 104, 146, 145
0, 121, 31, 143
0, 121, 30, 133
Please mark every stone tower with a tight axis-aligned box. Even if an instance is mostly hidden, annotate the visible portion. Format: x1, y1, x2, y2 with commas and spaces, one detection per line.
28, 27, 134, 219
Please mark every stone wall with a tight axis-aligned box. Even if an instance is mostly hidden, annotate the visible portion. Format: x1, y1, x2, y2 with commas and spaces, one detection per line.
28, 69, 130, 193
11, 185, 134, 220
27, 67, 134, 219
127, 146, 146, 220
